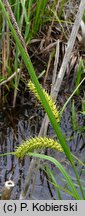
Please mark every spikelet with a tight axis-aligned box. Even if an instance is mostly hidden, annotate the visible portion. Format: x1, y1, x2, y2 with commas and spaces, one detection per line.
28, 80, 60, 122
15, 137, 63, 158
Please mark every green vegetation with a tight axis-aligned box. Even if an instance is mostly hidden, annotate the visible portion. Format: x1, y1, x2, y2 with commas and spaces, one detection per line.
0, 0, 85, 200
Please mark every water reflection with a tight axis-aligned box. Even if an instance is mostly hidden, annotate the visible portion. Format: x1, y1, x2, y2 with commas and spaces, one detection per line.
0, 103, 85, 199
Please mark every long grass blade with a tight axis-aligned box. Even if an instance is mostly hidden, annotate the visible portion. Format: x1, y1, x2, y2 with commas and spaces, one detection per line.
27, 152, 81, 200
0, 0, 84, 199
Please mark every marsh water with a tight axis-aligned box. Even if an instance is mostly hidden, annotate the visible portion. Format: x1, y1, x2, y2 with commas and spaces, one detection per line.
0, 92, 85, 199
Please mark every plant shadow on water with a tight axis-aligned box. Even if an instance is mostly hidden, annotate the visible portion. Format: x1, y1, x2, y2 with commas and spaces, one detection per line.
0, 93, 45, 199
47, 102, 85, 199
0, 94, 85, 199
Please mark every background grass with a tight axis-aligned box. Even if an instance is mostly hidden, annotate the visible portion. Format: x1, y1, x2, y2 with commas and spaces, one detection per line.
0, 0, 85, 199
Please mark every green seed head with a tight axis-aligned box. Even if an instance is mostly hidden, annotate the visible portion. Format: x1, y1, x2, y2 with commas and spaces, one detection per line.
15, 137, 63, 158
28, 80, 60, 122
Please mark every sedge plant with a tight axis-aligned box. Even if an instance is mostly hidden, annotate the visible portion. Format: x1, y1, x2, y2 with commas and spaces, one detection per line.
0, 0, 85, 199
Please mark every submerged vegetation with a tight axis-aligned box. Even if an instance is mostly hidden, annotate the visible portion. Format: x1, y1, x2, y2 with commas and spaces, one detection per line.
0, 0, 85, 200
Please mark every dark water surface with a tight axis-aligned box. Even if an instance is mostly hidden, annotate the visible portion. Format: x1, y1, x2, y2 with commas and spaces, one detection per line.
0, 99, 85, 199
